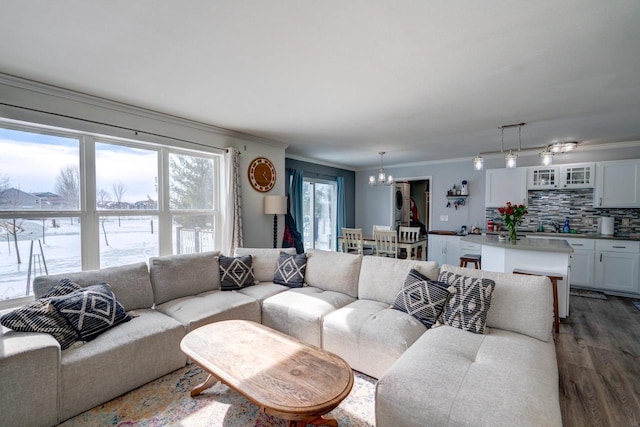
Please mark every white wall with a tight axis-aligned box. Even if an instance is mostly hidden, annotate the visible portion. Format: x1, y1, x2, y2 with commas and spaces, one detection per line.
0, 75, 288, 249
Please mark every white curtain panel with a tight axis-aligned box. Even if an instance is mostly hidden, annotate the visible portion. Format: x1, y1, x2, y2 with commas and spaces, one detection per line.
220, 147, 243, 255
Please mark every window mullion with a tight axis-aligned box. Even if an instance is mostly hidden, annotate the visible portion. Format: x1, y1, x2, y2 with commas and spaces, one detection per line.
81, 136, 100, 270
158, 147, 172, 255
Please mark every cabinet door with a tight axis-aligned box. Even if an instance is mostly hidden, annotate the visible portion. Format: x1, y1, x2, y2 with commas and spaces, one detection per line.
427, 235, 447, 265
595, 251, 640, 293
485, 168, 527, 207
570, 251, 595, 288
561, 163, 595, 189
594, 160, 640, 207
528, 166, 559, 189
445, 236, 461, 266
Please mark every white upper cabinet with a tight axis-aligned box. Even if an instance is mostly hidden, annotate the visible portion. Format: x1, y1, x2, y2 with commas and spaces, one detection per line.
528, 166, 560, 190
560, 163, 595, 189
594, 160, 640, 208
485, 168, 527, 207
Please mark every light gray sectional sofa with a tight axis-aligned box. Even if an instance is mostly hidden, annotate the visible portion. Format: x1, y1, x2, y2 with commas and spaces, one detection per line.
0, 248, 562, 427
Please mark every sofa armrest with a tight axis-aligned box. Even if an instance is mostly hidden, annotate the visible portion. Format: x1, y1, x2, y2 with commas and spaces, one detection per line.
0, 330, 60, 426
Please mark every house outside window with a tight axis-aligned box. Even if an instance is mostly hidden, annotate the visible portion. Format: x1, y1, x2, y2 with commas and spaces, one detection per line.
0, 121, 220, 308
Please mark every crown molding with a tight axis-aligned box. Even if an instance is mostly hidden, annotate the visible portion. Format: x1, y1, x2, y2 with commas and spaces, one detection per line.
0, 72, 288, 150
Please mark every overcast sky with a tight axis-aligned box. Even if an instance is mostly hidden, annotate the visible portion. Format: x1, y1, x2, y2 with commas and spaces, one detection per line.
1, 129, 157, 202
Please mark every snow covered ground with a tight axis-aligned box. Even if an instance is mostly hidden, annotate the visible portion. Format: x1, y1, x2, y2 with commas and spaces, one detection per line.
0, 217, 158, 300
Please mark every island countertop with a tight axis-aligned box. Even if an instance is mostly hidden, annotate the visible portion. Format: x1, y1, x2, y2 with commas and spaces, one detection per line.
461, 234, 573, 253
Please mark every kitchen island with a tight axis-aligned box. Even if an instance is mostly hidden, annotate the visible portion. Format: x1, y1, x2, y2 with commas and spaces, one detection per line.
461, 234, 573, 318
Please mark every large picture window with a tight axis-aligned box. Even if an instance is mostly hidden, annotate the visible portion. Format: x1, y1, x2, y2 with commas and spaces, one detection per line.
0, 122, 221, 308
302, 178, 337, 251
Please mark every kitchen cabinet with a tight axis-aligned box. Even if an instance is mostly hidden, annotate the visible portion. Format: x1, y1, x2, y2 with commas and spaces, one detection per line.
565, 238, 595, 288
594, 240, 640, 294
428, 234, 461, 266
560, 163, 595, 189
594, 160, 640, 208
528, 166, 559, 190
485, 168, 527, 207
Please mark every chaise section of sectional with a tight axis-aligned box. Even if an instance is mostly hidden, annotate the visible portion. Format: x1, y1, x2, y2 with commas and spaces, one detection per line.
322, 256, 440, 379
32, 262, 187, 423
375, 266, 561, 427
261, 249, 360, 347
150, 251, 261, 331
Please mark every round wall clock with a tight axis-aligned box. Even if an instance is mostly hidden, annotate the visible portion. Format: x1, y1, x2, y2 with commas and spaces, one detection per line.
248, 157, 276, 192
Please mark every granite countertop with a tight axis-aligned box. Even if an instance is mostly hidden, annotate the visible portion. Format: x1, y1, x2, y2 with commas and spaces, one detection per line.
484, 230, 640, 242
461, 234, 573, 253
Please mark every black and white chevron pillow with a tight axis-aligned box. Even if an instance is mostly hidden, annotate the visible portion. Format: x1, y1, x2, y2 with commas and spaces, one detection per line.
393, 269, 454, 328
273, 252, 307, 288
0, 278, 81, 349
219, 255, 255, 291
438, 271, 495, 334
49, 282, 131, 342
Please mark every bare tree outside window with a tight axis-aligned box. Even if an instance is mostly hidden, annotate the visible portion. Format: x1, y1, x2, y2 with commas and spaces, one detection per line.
112, 182, 127, 226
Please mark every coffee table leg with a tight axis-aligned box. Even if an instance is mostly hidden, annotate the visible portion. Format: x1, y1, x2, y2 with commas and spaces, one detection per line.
306, 414, 339, 426
191, 373, 220, 397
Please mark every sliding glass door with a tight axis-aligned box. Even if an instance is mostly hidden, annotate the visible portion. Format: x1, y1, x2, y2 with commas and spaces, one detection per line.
302, 178, 337, 251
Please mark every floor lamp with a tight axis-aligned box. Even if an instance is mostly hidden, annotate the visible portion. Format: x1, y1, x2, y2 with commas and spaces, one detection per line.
264, 195, 287, 248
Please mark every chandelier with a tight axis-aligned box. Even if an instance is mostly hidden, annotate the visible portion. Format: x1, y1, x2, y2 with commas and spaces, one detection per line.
369, 152, 394, 186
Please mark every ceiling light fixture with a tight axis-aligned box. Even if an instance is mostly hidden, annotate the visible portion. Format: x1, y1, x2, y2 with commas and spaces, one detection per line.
549, 141, 578, 153
540, 149, 554, 166
500, 123, 524, 169
473, 155, 484, 171
369, 152, 394, 186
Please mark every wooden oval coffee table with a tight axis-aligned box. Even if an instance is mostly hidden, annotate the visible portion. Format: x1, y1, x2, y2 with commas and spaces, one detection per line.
180, 320, 354, 427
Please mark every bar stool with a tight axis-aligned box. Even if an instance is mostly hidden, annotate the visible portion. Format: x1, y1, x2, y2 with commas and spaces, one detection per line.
459, 254, 481, 269
513, 268, 561, 334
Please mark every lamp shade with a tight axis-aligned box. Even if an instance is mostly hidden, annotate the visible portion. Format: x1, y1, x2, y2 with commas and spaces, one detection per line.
264, 195, 287, 215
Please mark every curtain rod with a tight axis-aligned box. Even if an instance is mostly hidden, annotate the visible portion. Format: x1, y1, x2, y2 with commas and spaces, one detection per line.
0, 102, 228, 153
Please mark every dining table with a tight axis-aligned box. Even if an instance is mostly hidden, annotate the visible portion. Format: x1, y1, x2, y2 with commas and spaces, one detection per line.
337, 235, 428, 260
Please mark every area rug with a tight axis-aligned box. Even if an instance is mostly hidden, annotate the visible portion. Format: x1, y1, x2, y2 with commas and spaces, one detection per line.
570, 288, 608, 300
59, 365, 376, 427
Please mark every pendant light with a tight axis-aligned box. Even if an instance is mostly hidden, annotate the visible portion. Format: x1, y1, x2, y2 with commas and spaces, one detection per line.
369, 152, 394, 186
502, 124, 523, 169
473, 155, 484, 170
540, 149, 554, 166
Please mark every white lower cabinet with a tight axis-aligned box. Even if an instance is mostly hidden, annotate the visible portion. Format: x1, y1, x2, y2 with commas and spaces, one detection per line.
428, 235, 461, 266
565, 238, 595, 288
594, 240, 640, 294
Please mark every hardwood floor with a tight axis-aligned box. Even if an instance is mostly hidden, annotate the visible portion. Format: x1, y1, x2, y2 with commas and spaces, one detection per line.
557, 293, 640, 427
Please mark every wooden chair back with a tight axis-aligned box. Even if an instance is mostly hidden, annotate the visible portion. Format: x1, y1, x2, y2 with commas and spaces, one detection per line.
399, 226, 420, 241
341, 227, 365, 254
374, 230, 398, 258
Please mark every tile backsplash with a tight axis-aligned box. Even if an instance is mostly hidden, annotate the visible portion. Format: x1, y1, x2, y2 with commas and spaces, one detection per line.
485, 189, 640, 234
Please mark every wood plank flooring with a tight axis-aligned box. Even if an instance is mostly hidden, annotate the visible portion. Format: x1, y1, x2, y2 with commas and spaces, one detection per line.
557, 293, 640, 427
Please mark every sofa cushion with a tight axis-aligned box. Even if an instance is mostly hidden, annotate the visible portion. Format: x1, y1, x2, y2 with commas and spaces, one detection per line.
273, 252, 307, 287
219, 255, 255, 291
438, 271, 495, 334
149, 251, 221, 305
375, 326, 562, 427
323, 299, 427, 379
237, 282, 289, 303
154, 291, 261, 331
262, 286, 356, 347
50, 283, 131, 342
393, 269, 454, 329
234, 247, 296, 282
440, 265, 553, 342
58, 309, 187, 421
33, 262, 154, 311
0, 278, 80, 349
358, 256, 440, 305
305, 249, 362, 298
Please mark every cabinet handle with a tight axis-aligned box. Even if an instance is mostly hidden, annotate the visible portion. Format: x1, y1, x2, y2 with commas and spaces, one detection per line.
612, 246, 626, 249
599, 197, 603, 206
600, 253, 603, 262
573, 244, 584, 246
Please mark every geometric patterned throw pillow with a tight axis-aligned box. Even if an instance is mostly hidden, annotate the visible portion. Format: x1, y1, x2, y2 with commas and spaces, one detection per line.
393, 269, 455, 329
0, 278, 81, 350
219, 255, 255, 291
273, 252, 307, 288
49, 282, 131, 342
437, 271, 495, 334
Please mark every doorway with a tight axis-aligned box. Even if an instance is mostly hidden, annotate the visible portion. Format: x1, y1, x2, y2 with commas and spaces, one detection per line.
390, 176, 431, 235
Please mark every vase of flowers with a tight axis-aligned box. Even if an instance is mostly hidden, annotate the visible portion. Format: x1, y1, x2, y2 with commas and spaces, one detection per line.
498, 202, 528, 243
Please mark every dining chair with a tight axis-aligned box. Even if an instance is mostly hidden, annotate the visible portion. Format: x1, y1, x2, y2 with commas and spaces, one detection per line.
374, 230, 398, 258
398, 226, 421, 259
341, 227, 373, 255
372, 224, 392, 235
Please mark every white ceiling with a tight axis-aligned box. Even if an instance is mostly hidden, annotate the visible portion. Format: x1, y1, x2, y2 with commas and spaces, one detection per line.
2, 1, 640, 169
